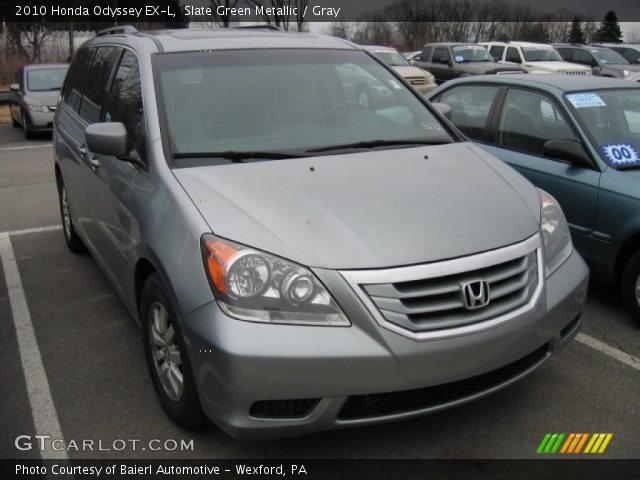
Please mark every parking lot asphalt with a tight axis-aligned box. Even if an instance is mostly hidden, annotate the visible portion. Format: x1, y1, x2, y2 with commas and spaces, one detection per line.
0, 124, 638, 460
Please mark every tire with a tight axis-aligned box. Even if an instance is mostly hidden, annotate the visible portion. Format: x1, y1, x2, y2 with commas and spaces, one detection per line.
141, 273, 208, 429
621, 251, 640, 327
57, 177, 86, 253
22, 111, 34, 140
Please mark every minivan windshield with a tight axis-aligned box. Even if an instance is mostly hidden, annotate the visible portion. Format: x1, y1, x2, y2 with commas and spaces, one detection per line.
566, 89, 640, 169
27, 66, 68, 91
156, 49, 450, 162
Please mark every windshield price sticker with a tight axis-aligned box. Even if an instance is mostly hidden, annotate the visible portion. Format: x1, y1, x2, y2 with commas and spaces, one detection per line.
566, 93, 606, 108
601, 144, 640, 166
455, 55, 464, 62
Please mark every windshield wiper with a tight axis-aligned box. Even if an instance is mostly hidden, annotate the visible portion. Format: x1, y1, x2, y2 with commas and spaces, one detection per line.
615, 163, 640, 171
306, 138, 451, 154
173, 151, 304, 162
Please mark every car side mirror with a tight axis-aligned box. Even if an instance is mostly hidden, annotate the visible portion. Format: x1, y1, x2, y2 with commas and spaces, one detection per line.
431, 102, 452, 120
447, 59, 453, 67
85, 122, 128, 157
10, 83, 19, 91
543, 139, 592, 168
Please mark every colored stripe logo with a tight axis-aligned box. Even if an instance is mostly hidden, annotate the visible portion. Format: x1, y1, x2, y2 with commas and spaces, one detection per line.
537, 433, 613, 454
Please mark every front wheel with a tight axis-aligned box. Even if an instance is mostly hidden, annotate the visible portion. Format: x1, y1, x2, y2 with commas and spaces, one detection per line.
621, 251, 640, 327
22, 111, 34, 140
141, 273, 208, 429
57, 177, 86, 253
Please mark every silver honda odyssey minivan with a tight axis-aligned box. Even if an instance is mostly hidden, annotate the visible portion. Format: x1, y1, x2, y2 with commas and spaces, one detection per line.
53, 26, 589, 439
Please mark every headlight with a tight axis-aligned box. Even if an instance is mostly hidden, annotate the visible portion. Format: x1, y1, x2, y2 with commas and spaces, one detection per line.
28, 104, 49, 112
201, 234, 349, 326
539, 189, 573, 277
426, 74, 436, 84
622, 70, 630, 77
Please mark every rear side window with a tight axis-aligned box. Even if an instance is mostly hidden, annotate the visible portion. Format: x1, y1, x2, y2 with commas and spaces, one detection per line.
104, 50, 143, 155
79, 46, 122, 123
489, 46, 504, 61
62, 48, 94, 112
438, 85, 499, 141
506, 47, 521, 63
572, 50, 596, 67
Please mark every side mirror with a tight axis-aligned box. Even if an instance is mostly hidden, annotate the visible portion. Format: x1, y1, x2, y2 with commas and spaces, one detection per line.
10, 83, 19, 91
543, 139, 592, 168
447, 59, 453, 67
432, 102, 452, 120
85, 122, 128, 157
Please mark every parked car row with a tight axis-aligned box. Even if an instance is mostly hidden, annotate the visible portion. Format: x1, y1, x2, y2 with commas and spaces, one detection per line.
406, 41, 640, 84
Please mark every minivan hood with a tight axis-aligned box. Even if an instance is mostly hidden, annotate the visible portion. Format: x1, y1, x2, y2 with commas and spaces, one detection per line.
174, 143, 540, 269
26, 90, 60, 107
391, 65, 429, 78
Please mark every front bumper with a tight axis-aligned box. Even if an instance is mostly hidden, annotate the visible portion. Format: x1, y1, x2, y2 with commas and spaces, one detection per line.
25, 109, 55, 130
182, 250, 588, 440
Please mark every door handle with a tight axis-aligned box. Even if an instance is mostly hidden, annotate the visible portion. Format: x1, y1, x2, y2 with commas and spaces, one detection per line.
79, 144, 100, 168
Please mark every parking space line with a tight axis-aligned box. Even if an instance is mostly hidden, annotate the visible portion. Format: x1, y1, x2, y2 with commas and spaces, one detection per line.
0, 232, 68, 460
576, 333, 640, 372
4, 225, 62, 237
0, 144, 53, 151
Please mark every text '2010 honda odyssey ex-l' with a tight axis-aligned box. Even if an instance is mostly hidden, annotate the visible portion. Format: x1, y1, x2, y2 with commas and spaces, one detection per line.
53, 27, 589, 439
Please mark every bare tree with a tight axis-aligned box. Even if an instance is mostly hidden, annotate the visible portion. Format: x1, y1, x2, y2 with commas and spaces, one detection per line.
7, 22, 52, 62
327, 22, 354, 40
625, 26, 640, 43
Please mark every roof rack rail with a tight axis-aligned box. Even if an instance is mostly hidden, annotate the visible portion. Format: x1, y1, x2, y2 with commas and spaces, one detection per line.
233, 25, 282, 31
97, 25, 138, 37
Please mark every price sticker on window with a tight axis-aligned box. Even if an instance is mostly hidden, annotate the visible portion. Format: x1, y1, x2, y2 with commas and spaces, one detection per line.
601, 144, 640, 166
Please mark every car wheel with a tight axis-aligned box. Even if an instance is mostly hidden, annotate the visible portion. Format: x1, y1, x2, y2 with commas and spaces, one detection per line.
57, 177, 86, 253
356, 85, 371, 109
621, 252, 640, 327
22, 111, 34, 140
141, 273, 208, 429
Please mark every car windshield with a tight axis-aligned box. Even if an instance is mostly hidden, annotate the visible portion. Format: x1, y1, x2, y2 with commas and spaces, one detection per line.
522, 47, 562, 62
451, 46, 493, 63
591, 49, 628, 65
566, 89, 640, 168
26, 67, 68, 91
371, 50, 410, 67
156, 49, 450, 163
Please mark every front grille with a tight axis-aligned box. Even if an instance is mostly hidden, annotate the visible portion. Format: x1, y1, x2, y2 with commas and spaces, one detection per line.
250, 398, 319, 419
338, 343, 548, 420
406, 76, 426, 85
361, 250, 538, 333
